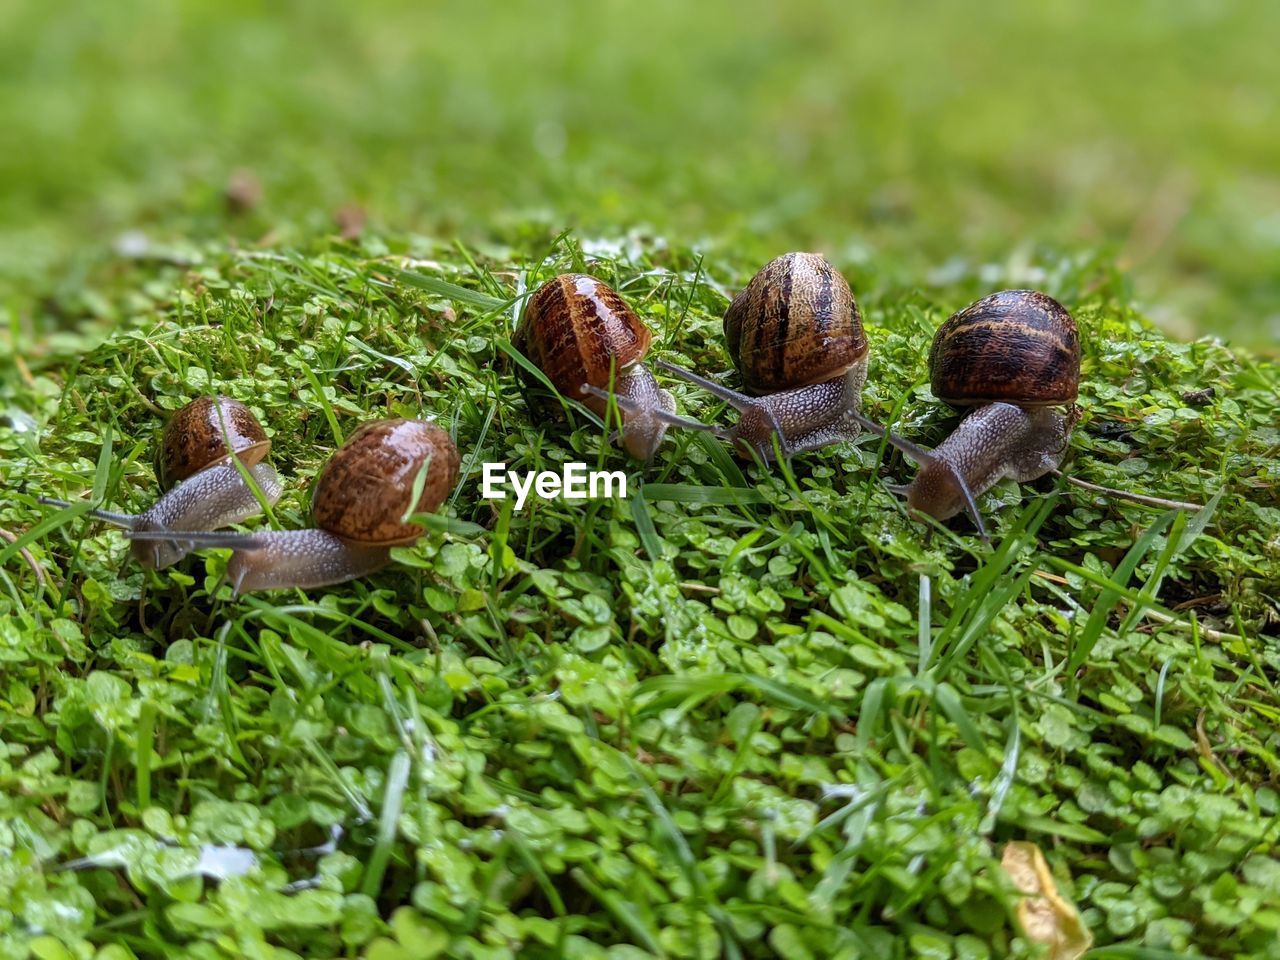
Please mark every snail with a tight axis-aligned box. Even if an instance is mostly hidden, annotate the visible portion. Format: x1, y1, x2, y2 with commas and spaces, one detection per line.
514, 273, 688, 460
654, 252, 876, 461
869, 290, 1082, 535
649, 252, 981, 520
39, 396, 283, 569
127, 418, 460, 594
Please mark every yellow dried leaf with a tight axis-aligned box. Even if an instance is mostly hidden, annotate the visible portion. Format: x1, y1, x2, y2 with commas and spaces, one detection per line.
1001, 841, 1093, 960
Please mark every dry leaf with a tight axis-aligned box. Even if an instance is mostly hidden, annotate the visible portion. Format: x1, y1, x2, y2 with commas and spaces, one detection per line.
1001, 841, 1093, 960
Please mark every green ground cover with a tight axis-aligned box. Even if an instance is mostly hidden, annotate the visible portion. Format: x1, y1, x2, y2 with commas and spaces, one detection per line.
1, 233, 1277, 958
3, 0, 1280, 956
2, 0, 1279, 349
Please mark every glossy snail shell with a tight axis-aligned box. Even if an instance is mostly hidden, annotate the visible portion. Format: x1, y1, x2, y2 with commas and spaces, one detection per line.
311, 419, 460, 545
158, 396, 271, 489
723, 252, 868, 394
928, 290, 1080, 407
514, 274, 653, 399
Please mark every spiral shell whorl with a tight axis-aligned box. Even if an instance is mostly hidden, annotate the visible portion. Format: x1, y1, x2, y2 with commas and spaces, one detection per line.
515, 274, 653, 397
311, 419, 460, 545
929, 289, 1080, 407
158, 396, 270, 489
724, 252, 867, 394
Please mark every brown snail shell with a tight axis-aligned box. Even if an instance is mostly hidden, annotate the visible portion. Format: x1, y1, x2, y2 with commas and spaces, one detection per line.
514, 274, 653, 402
928, 290, 1080, 407
723, 252, 868, 394
514, 273, 678, 460
311, 418, 460, 545
158, 396, 271, 489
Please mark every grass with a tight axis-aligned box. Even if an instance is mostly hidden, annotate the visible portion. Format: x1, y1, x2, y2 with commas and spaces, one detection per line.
1, 230, 1278, 958
3, 2, 1280, 955
3, 0, 1280, 349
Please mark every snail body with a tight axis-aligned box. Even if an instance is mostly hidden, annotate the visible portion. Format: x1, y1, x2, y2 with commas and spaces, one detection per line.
128, 460, 282, 568
905, 401, 1077, 523
887, 290, 1081, 530
40, 396, 282, 569
130, 418, 460, 593
515, 274, 676, 460
657, 253, 871, 461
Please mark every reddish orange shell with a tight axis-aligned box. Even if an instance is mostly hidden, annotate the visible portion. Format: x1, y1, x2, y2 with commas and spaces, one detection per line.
724, 252, 868, 394
311, 419, 460, 545
514, 274, 653, 397
929, 290, 1080, 406
158, 396, 270, 489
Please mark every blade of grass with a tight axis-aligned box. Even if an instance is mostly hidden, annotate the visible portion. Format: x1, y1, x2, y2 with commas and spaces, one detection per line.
346, 334, 419, 378
1082, 948, 1191, 960
1118, 489, 1222, 634
360, 749, 410, 897
1067, 510, 1177, 673
622, 753, 742, 960
393, 269, 508, 311
135, 700, 156, 811
451, 239, 509, 300
929, 494, 1058, 677
629, 487, 663, 561
206, 623, 247, 769
301, 365, 343, 446
855, 678, 890, 753
508, 832, 568, 954
694, 429, 748, 488
302, 737, 373, 821
570, 867, 667, 957
1006, 814, 1109, 844
982, 720, 1021, 833
933, 682, 988, 756
642, 482, 767, 506
917, 573, 932, 674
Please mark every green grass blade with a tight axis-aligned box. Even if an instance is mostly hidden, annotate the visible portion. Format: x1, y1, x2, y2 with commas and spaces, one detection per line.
135, 699, 156, 811
1083, 948, 1191, 960
642, 482, 767, 506
629, 487, 663, 561
1068, 510, 1177, 673
361, 749, 411, 897
570, 867, 667, 957
933, 682, 988, 756
393, 269, 508, 311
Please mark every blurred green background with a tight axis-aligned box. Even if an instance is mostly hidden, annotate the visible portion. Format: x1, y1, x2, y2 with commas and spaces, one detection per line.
2, 0, 1278, 348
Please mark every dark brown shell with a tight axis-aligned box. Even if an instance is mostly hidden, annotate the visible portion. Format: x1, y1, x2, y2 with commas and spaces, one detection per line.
311, 419, 460, 545
929, 290, 1080, 406
158, 396, 270, 489
513, 274, 652, 397
724, 252, 868, 394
